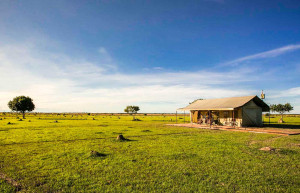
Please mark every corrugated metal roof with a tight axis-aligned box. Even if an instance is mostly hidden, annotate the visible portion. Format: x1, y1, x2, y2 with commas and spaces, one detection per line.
178, 95, 269, 111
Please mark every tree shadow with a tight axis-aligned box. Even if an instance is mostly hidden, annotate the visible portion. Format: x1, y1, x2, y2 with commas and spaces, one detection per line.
263, 123, 300, 129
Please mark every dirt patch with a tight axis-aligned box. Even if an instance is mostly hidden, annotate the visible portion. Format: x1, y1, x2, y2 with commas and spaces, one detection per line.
167, 123, 300, 136
116, 134, 132, 141
259, 147, 276, 152
0, 173, 22, 191
117, 134, 126, 141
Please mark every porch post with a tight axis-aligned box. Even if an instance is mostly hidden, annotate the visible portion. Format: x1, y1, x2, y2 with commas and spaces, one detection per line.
209, 110, 211, 128
233, 109, 235, 128
190, 111, 192, 123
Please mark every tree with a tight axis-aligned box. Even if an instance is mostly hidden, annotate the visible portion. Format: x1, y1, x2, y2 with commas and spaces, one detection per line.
124, 105, 140, 120
8, 96, 35, 119
270, 103, 293, 122
270, 104, 276, 113
189, 98, 204, 104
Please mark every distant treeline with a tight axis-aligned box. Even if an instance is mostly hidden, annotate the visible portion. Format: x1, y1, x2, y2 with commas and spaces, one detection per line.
0, 112, 189, 116
264, 114, 300, 117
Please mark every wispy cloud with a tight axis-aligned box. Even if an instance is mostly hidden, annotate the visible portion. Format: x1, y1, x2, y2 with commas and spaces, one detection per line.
221, 44, 300, 66
1, 38, 299, 113
97, 47, 117, 70
269, 87, 300, 99
0, 40, 257, 112
153, 67, 164, 70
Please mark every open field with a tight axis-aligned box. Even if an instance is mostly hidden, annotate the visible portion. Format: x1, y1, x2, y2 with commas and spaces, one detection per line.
0, 113, 300, 192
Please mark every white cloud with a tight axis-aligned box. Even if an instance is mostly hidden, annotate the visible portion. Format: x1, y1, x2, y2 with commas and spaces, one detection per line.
0, 40, 298, 113
268, 87, 300, 100
257, 87, 300, 114
153, 67, 164, 70
222, 44, 300, 66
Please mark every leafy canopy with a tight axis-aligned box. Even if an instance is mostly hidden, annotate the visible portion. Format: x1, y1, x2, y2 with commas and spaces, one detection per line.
270, 103, 293, 114
189, 98, 204, 104
124, 106, 140, 114
8, 96, 35, 114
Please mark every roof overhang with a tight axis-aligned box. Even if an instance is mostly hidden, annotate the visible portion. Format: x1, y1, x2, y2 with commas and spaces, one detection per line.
177, 95, 270, 112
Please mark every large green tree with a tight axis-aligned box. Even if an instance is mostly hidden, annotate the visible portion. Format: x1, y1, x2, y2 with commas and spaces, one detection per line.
124, 105, 140, 120
270, 103, 293, 122
8, 96, 35, 119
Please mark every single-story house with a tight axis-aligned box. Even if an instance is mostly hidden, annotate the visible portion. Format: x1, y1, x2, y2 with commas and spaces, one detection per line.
178, 95, 269, 127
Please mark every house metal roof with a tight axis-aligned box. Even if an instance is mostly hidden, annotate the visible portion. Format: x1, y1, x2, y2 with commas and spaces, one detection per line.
178, 95, 270, 112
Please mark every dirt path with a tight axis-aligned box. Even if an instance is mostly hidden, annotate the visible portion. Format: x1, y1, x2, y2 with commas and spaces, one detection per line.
167, 123, 300, 136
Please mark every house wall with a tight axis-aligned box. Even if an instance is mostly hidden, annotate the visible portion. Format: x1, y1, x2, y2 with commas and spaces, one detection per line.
242, 101, 263, 127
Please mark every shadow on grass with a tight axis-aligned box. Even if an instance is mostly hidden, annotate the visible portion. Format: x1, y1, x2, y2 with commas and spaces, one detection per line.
263, 124, 300, 129
90, 151, 108, 158
278, 149, 297, 155
116, 138, 137, 142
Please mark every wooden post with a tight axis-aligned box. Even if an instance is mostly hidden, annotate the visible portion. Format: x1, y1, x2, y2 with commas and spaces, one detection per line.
232, 109, 235, 128
176, 110, 177, 124
209, 110, 211, 128
184, 111, 186, 123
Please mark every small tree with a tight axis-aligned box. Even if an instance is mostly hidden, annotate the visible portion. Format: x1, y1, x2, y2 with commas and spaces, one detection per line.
270, 103, 293, 122
8, 96, 35, 119
124, 105, 140, 120
189, 98, 204, 104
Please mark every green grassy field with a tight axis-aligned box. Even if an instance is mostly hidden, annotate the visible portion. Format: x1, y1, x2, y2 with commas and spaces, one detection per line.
0, 113, 299, 192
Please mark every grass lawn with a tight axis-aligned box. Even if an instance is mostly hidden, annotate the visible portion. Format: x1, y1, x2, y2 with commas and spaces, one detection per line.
0, 113, 299, 192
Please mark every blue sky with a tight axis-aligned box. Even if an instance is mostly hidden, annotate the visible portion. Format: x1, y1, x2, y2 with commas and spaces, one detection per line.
0, 0, 300, 113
